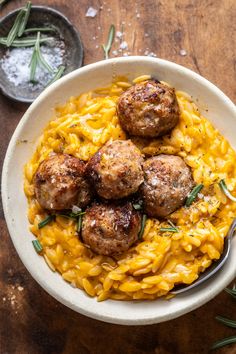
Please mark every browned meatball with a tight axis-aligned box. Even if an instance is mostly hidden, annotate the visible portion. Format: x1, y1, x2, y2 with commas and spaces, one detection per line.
141, 155, 194, 218
81, 202, 141, 255
117, 80, 180, 137
85, 140, 144, 199
34, 153, 92, 210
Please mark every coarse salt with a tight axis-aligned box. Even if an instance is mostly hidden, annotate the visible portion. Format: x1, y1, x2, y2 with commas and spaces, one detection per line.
86, 7, 98, 18
179, 49, 187, 56
119, 41, 128, 50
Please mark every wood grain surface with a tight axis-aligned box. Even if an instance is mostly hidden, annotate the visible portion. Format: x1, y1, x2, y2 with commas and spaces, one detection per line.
0, 1, 236, 353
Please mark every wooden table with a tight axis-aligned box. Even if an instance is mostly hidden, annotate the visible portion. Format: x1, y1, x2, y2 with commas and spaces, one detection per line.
0, 1, 235, 353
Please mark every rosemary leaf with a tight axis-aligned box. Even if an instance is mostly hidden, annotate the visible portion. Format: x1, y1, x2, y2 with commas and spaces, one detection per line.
211, 336, 236, 350
167, 219, 179, 231
46, 65, 65, 86
18, 1, 32, 37
24, 26, 57, 34
215, 316, 236, 328
77, 213, 83, 233
160, 227, 178, 233
219, 179, 236, 202
38, 215, 55, 229
32, 239, 43, 253
6, 8, 25, 47
35, 32, 54, 73
185, 184, 204, 207
0, 36, 54, 47
29, 50, 37, 82
102, 24, 115, 59
138, 214, 147, 239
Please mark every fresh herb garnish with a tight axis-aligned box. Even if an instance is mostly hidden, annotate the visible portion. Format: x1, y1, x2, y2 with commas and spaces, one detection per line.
38, 215, 55, 229
160, 227, 178, 233
18, 1, 31, 37
211, 336, 236, 350
6, 1, 31, 47
185, 184, 204, 207
219, 179, 236, 202
160, 220, 179, 233
77, 213, 84, 233
211, 284, 236, 350
0, 36, 54, 47
133, 203, 143, 210
215, 316, 236, 329
24, 26, 56, 34
102, 24, 115, 59
30, 31, 53, 82
46, 65, 65, 86
32, 239, 43, 253
138, 214, 147, 239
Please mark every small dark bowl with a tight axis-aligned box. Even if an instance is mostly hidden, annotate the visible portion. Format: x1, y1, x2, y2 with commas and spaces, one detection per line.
0, 6, 83, 103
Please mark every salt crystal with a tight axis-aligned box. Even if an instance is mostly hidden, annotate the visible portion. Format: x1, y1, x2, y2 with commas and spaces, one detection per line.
179, 49, 187, 56
123, 53, 129, 56
17, 286, 24, 292
98, 26, 101, 30
144, 33, 149, 37
198, 193, 204, 199
86, 7, 98, 18
136, 13, 140, 18
120, 41, 128, 50
116, 31, 123, 39
72, 205, 82, 213
112, 50, 118, 56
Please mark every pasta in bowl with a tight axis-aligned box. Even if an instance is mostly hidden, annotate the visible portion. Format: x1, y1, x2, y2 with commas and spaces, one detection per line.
2, 57, 236, 324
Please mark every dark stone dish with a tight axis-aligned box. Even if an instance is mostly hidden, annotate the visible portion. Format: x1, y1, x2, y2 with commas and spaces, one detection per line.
0, 6, 83, 103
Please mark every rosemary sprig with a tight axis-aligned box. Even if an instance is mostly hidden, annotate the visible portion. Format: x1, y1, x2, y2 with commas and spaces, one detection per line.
18, 1, 31, 37
30, 32, 54, 82
46, 65, 65, 86
24, 26, 56, 34
167, 219, 179, 231
185, 184, 204, 207
0, 36, 54, 47
102, 24, 115, 59
215, 316, 236, 328
138, 214, 147, 239
77, 213, 83, 233
133, 203, 143, 210
38, 215, 55, 229
6, 8, 25, 46
211, 336, 236, 350
160, 227, 178, 233
32, 239, 43, 253
219, 179, 236, 202
211, 284, 236, 350
6, 1, 31, 46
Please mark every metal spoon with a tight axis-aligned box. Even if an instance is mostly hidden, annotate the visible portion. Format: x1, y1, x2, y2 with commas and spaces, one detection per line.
171, 218, 236, 295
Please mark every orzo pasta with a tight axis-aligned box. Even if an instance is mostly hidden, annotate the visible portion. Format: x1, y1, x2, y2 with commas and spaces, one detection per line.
24, 76, 236, 301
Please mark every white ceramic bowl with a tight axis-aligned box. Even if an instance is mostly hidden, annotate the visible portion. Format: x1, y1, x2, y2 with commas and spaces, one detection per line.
2, 57, 236, 325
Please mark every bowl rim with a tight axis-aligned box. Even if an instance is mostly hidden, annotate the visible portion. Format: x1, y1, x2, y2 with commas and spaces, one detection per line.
2, 56, 236, 325
0, 5, 84, 103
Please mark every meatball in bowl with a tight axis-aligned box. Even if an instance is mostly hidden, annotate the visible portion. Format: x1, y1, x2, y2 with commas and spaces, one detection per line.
141, 154, 194, 218
117, 80, 180, 137
85, 139, 144, 199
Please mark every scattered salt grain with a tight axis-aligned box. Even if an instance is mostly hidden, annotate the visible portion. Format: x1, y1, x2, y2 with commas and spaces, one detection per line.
136, 13, 140, 18
116, 31, 123, 39
198, 193, 204, 199
112, 50, 118, 56
119, 41, 128, 50
86, 7, 98, 18
2, 297, 6, 302
179, 49, 187, 56
72, 205, 82, 214
144, 33, 149, 37
17, 286, 24, 292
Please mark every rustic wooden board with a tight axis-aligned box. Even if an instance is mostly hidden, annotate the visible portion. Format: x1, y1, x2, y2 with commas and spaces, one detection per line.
0, 1, 235, 353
